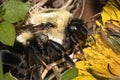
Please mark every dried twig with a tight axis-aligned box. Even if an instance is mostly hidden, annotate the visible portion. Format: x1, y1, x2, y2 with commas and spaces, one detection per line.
79, 0, 86, 19
41, 53, 75, 79
61, 0, 73, 9
52, 66, 61, 80
41, 59, 64, 79
29, 0, 48, 14
44, 65, 68, 80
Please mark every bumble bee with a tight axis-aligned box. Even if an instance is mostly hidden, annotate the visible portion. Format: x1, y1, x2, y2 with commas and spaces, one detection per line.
0, 9, 89, 80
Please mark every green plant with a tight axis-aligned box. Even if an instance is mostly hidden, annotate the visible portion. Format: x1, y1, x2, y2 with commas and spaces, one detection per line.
0, 0, 30, 79
0, 0, 30, 46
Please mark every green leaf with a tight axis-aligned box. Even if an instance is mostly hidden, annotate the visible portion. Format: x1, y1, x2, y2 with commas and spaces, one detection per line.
2, 0, 30, 23
4, 72, 18, 80
0, 4, 6, 17
0, 55, 3, 80
0, 21, 16, 46
60, 67, 78, 80
109, 31, 120, 37
109, 36, 120, 52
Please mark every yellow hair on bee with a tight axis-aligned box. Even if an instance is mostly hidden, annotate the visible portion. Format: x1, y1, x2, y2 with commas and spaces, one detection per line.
16, 31, 33, 45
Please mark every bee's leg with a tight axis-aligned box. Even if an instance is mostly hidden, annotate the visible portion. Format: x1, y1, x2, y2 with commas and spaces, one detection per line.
48, 40, 75, 67
42, 42, 52, 63
26, 46, 42, 80
67, 24, 85, 55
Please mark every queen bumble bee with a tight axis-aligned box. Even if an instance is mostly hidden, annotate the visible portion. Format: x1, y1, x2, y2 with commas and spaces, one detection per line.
0, 8, 90, 80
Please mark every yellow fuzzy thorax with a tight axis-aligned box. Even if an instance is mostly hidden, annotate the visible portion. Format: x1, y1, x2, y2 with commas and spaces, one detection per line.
26, 8, 73, 45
